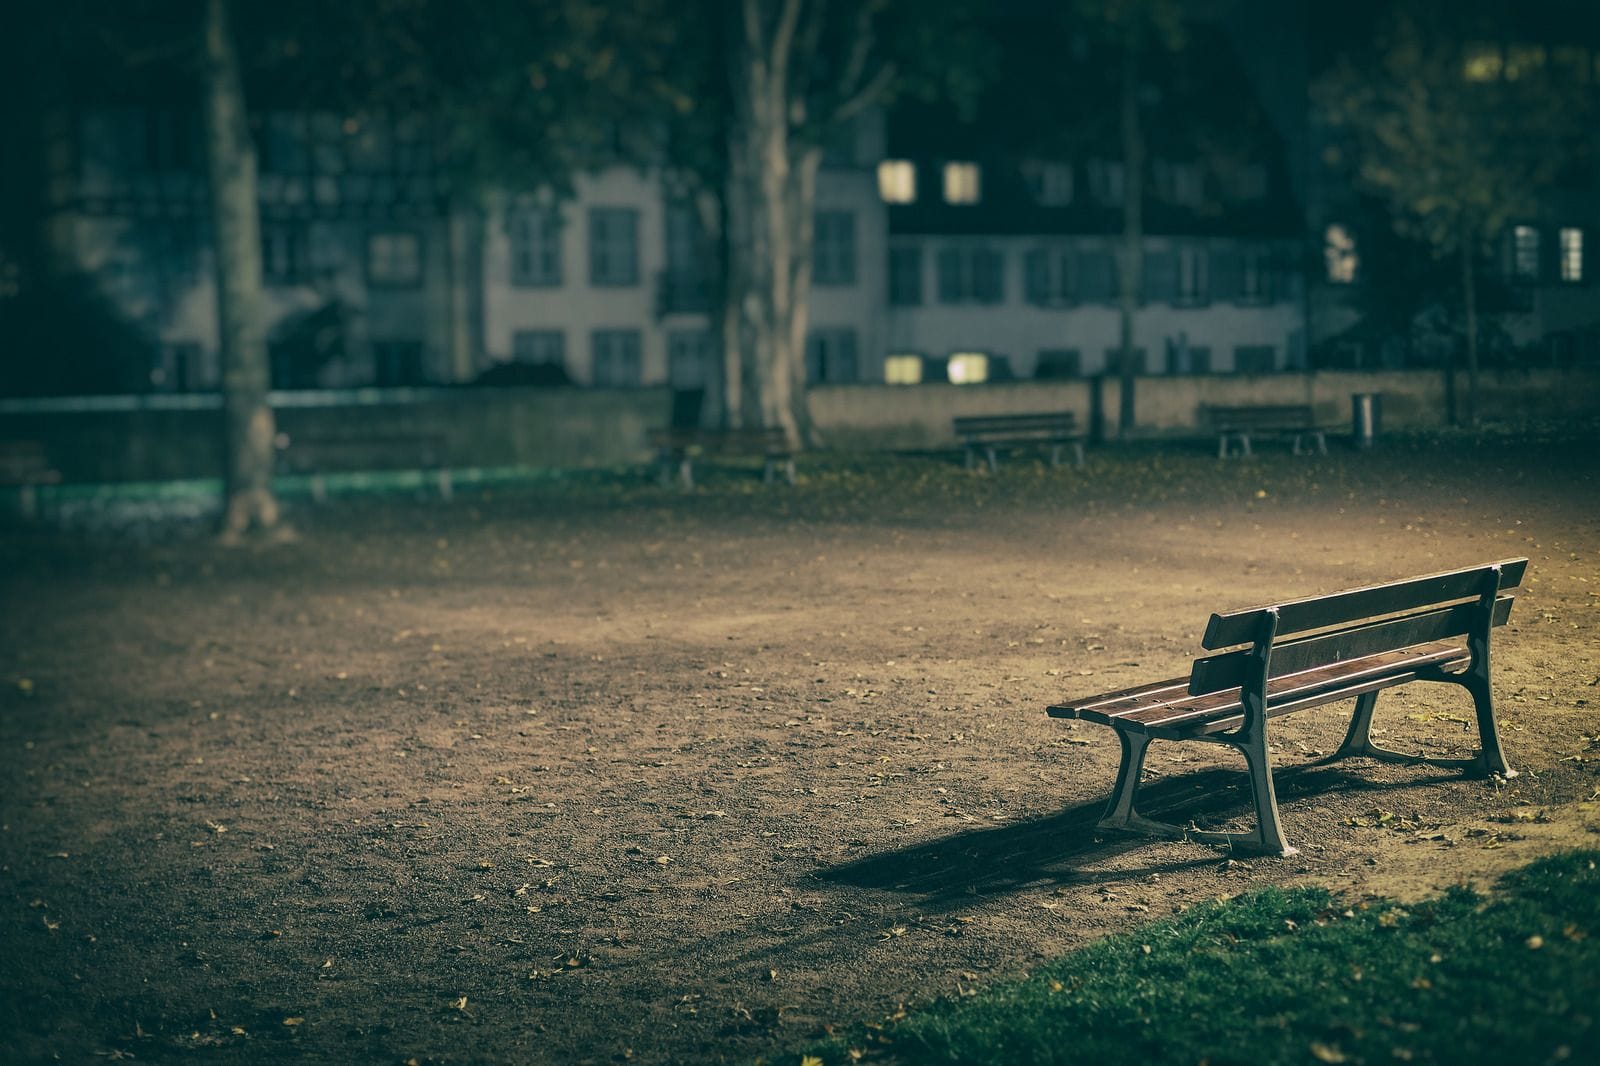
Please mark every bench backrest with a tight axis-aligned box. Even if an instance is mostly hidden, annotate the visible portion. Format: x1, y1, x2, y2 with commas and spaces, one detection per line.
953, 412, 1079, 439
1199, 404, 1314, 429
1187, 558, 1527, 695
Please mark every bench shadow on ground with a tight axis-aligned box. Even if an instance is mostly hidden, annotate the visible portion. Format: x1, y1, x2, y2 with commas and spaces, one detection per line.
815, 760, 1464, 909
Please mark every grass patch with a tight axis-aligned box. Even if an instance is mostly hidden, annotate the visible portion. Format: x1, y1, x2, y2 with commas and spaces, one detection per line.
802, 850, 1600, 1066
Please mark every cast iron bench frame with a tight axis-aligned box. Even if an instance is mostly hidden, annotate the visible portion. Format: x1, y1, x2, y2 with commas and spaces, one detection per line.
274, 432, 452, 503
1047, 559, 1526, 856
1200, 404, 1327, 458
648, 427, 795, 489
953, 412, 1085, 472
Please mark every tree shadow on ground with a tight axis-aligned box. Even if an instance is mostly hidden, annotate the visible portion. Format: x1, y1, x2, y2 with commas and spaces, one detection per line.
815, 760, 1464, 909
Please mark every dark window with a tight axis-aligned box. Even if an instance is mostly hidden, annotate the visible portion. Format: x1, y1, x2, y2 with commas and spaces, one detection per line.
512, 329, 565, 365
1233, 345, 1276, 373
1035, 348, 1081, 379
157, 342, 203, 392
262, 221, 310, 286
1077, 248, 1116, 303
1165, 341, 1211, 374
805, 329, 858, 384
1104, 347, 1147, 375
667, 330, 713, 389
889, 246, 922, 306
1024, 247, 1075, 306
1239, 246, 1273, 303
374, 341, 426, 386
592, 329, 642, 386
814, 211, 856, 286
938, 246, 1004, 304
1175, 245, 1209, 306
589, 208, 639, 286
367, 231, 422, 287
1144, 249, 1177, 303
510, 208, 562, 287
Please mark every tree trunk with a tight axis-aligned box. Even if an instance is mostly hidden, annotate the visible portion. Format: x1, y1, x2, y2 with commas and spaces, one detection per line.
1459, 224, 1479, 427
202, 0, 281, 539
720, 0, 817, 449
1116, 29, 1144, 441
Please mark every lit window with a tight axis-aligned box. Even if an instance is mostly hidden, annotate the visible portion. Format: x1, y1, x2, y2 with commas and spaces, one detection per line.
877, 160, 916, 204
1463, 43, 1502, 82
368, 231, 422, 286
884, 354, 923, 385
1324, 224, 1357, 284
1512, 225, 1540, 281
943, 162, 981, 205
946, 352, 989, 384
1021, 160, 1074, 206
1559, 227, 1583, 282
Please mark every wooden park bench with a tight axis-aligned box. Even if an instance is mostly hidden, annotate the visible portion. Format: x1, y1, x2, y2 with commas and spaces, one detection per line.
1047, 558, 1526, 856
274, 432, 452, 503
0, 440, 63, 519
648, 427, 795, 489
1200, 404, 1327, 458
953, 412, 1085, 472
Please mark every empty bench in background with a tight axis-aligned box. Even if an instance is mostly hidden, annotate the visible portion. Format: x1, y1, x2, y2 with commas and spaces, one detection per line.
0, 440, 62, 520
1047, 558, 1526, 856
1200, 404, 1327, 458
274, 432, 452, 503
648, 427, 795, 489
953, 412, 1085, 472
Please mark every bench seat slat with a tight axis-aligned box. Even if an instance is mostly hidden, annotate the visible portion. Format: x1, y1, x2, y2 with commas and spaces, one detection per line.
1050, 641, 1469, 739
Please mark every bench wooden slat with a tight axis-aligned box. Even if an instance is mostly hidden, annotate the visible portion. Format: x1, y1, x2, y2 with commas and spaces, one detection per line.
1190, 594, 1514, 695
1200, 404, 1316, 430
1203, 558, 1527, 649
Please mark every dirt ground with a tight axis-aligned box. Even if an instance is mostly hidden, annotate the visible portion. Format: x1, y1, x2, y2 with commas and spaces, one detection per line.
2, 433, 1598, 1065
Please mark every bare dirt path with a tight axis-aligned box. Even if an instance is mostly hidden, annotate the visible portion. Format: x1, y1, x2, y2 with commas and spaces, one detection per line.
2, 435, 1597, 1064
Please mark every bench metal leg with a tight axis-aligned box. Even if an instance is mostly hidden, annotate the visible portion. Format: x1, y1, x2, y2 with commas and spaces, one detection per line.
678, 458, 694, 490
1292, 434, 1304, 456
436, 468, 453, 501
1463, 671, 1515, 778
964, 445, 977, 471
1334, 691, 1382, 759
1097, 730, 1154, 831
1240, 433, 1252, 457
1314, 431, 1328, 455
1073, 441, 1085, 468
311, 474, 328, 505
1049, 443, 1062, 467
985, 446, 999, 474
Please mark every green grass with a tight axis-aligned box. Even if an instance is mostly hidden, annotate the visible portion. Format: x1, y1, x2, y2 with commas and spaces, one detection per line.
801, 850, 1600, 1066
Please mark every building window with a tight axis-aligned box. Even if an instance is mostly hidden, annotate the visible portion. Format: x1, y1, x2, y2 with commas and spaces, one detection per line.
661, 203, 710, 312
878, 160, 916, 204
1022, 161, 1074, 206
943, 162, 981, 205
1233, 345, 1276, 374
946, 352, 989, 384
888, 246, 922, 306
1077, 247, 1117, 302
589, 208, 639, 287
1024, 247, 1075, 306
1324, 224, 1357, 284
1166, 345, 1211, 374
814, 210, 856, 286
1240, 245, 1274, 303
263, 220, 310, 285
806, 329, 858, 384
512, 329, 565, 365
937, 246, 1004, 304
667, 330, 713, 389
155, 342, 203, 392
1154, 161, 1204, 208
884, 353, 923, 385
1511, 225, 1541, 282
1176, 245, 1209, 306
1104, 348, 1146, 375
1035, 349, 1081, 379
1088, 160, 1125, 206
367, 231, 422, 287
374, 340, 425, 385
1559, 227, 1583, 283
510, 208, 562, 287
592, 329, 642, 386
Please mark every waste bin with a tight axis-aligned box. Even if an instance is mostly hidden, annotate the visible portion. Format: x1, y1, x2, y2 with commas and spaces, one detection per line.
1352, 392, 1381, 450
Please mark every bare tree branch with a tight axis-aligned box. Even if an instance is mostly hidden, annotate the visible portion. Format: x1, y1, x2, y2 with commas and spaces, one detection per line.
829, 60, 894, 127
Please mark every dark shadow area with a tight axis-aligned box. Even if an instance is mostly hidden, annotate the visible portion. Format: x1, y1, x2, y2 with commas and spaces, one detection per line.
817, 760, 1465, 906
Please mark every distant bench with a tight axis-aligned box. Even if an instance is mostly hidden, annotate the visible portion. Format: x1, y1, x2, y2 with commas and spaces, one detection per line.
274, 432, 452, 503
648, 427, 795, 489
1200, 404, 1327, 458
953, 412, 1085, 472
0, 440, 62, 519
1047, 558, 1526, 856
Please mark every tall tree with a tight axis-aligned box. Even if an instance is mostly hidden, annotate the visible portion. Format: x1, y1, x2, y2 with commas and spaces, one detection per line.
203, 0, 281, 539
1315, 4, 1596, 424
